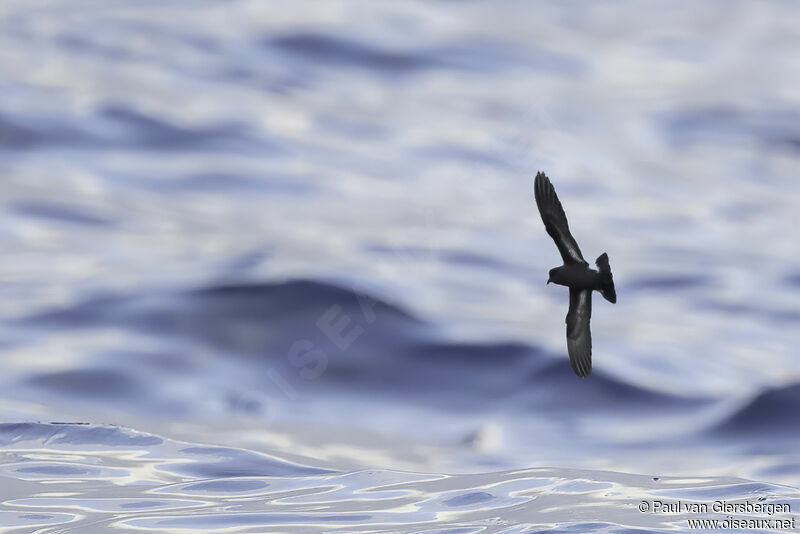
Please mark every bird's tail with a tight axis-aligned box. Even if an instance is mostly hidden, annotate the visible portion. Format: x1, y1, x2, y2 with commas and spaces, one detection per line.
596, 252, 616, 304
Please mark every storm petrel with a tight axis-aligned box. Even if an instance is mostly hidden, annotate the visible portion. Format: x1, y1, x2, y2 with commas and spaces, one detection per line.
534, 172, 616, 377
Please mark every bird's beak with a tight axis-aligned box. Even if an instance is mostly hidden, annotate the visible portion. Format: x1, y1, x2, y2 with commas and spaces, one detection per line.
546, 278, 551, 285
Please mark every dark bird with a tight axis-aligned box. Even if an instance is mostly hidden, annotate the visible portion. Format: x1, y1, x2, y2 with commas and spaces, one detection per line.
533, 172, 616, 377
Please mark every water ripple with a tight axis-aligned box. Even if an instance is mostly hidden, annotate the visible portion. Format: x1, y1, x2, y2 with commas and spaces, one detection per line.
2, 424, 797, 533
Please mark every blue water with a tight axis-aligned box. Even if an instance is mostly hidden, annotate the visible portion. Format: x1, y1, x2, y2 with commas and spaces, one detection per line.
1, 1, 800, 532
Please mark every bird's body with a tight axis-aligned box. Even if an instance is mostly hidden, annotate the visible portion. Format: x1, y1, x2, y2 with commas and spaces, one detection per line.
533, 172, 616, 377
548, 264, 603, 290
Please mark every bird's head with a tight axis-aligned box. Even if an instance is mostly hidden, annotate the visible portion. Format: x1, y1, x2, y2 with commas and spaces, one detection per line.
547, 267, 559, 285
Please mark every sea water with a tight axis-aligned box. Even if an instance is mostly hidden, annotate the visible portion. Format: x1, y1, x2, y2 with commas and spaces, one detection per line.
0, 1, 799, 532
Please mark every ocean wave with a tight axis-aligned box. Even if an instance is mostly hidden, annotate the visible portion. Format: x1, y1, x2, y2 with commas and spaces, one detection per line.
21, 279, 698, 416
713, 383, 800, 438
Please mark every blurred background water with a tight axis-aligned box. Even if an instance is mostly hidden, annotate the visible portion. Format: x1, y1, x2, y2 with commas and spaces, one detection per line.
1, 0, 800, 532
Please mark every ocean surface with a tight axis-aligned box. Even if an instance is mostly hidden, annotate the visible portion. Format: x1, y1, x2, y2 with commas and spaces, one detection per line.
1, 1, 800, 532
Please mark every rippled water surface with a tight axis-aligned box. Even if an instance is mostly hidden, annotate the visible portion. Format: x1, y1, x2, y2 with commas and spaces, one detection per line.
1, 0, 800, 532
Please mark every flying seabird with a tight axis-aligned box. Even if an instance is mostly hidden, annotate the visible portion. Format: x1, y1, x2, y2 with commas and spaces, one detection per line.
533, 172, 616, 377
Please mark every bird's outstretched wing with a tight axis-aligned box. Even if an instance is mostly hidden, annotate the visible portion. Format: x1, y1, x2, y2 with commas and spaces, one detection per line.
534, 172, 586, 265
566, 288, 592, 377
